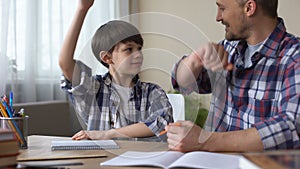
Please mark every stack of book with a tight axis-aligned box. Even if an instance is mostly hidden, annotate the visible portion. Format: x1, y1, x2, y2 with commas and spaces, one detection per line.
0, 128, 19, 168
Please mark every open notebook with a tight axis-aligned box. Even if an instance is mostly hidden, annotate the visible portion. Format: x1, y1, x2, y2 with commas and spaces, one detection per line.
101, 151, 261, 169
51, 140, 119, 150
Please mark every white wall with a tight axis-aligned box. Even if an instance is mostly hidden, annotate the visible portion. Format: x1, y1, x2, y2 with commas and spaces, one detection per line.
278, 1, 300, 36
134, 0, 300, 91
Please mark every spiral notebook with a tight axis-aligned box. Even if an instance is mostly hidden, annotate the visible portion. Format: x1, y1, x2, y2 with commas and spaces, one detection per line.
51, 140, 119, 150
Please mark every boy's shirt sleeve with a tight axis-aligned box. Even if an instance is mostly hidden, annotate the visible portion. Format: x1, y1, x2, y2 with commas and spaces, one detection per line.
142, 86, 174, 136
60, 61, 100, 125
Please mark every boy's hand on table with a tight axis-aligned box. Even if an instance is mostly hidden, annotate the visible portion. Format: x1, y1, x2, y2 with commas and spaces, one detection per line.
72, 130, 113, 140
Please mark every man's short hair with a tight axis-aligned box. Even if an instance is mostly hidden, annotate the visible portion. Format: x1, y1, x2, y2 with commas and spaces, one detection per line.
237, 0, 278, 18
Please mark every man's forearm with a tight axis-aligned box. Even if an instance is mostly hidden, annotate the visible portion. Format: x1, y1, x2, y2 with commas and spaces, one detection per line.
202, 128, 264, 152
176, 55, 203, 88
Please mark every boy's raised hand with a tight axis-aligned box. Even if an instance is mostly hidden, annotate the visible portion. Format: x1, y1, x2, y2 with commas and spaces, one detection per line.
59, 0, 95, 82
78, 0, 94, 11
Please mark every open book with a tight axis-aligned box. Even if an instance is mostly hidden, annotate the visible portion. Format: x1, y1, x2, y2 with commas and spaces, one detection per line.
51, 140, 119, 150
101, 151, 261, 169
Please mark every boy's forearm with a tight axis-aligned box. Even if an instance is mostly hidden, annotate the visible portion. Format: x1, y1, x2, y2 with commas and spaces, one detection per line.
110, 123, 154, 138
58, 7, 90, 81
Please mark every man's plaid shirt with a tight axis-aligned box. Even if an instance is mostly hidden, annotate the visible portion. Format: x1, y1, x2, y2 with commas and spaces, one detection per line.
172, 18, 300, 150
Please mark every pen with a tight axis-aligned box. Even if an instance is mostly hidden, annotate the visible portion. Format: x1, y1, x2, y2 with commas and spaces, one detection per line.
1, 95, 9, 103
1, 100, 13, 117
0, 103, 7, 117
9, 91, 13, 112
1, 95, 12, 114
0, 102, 26, 145
18, 162, 83, 168
159, 123, 181, 136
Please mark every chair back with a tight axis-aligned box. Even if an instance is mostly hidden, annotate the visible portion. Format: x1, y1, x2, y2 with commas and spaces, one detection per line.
167, 94, 185, 122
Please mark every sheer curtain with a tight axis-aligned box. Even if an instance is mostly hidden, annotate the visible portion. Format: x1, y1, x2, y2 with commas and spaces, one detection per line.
0, 0, 128, 103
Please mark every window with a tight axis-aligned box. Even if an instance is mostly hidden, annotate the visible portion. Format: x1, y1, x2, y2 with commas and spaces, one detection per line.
0, 0, 127, 103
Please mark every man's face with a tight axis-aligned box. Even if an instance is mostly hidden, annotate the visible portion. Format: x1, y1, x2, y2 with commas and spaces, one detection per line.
216, 0, 250, 41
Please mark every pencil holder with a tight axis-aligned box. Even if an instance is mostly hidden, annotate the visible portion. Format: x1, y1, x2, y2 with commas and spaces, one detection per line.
0, 116, 29, 149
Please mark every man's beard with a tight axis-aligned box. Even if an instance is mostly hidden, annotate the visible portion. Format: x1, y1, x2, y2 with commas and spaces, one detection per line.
223, 17, 249, 41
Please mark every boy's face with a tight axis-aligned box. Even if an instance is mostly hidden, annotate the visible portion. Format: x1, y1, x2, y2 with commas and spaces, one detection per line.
110, 41, 143, 76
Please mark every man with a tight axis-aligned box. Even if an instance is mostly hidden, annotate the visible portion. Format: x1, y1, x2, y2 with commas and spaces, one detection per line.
167, 0, 300, 152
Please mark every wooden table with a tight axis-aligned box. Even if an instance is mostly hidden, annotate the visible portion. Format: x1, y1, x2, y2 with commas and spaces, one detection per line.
17, 135, 168, 169
16, 135, 299, 169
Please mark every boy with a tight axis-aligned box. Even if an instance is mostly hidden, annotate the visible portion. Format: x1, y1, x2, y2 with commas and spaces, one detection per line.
59, 0, 173, 140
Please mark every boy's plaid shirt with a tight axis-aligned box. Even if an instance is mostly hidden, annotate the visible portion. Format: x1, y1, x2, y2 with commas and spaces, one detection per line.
61, 61, 173, 136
